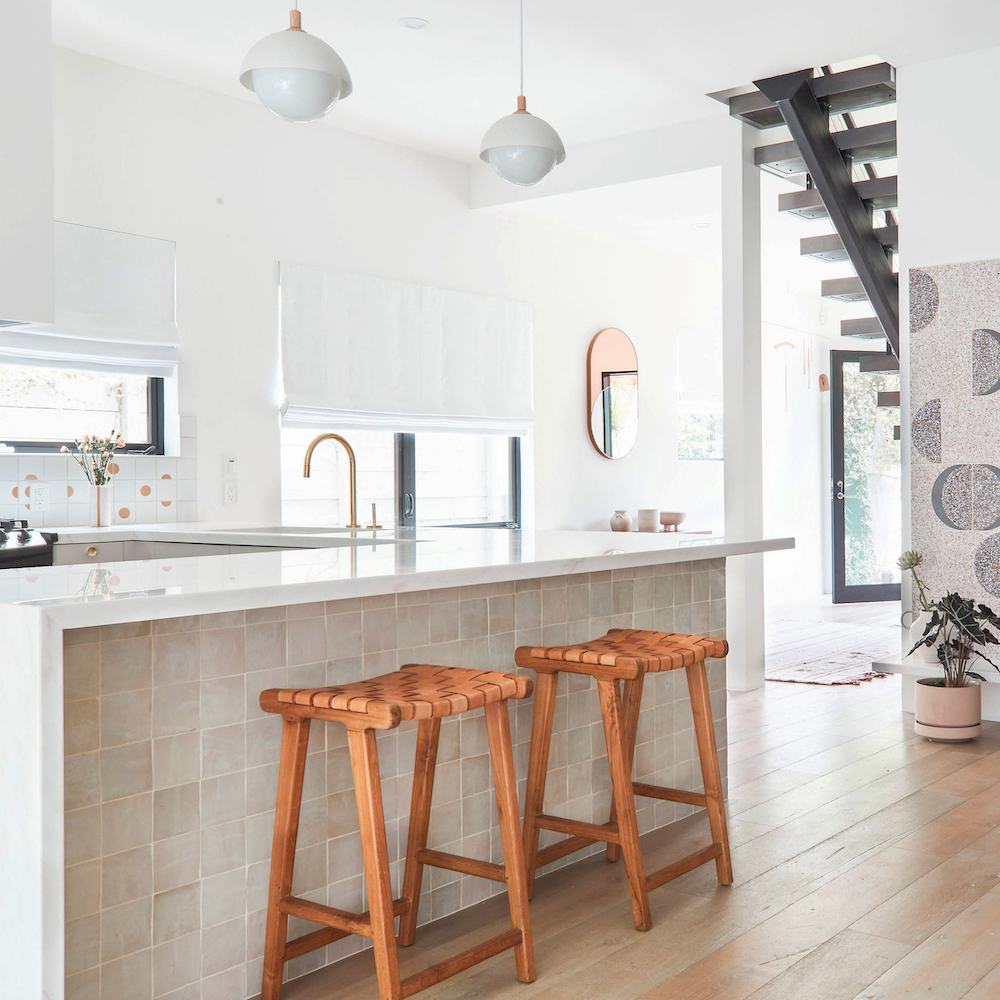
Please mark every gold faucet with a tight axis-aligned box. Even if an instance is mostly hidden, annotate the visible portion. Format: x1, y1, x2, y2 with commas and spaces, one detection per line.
302, 433, 361, 528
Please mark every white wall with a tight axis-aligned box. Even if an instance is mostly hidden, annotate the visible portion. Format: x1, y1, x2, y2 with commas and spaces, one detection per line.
53, 47, 722, 530
895, 46, 1000, 563
897, 44, 1000, 592
898, 46, 1000, 269
759, 171, 866, 606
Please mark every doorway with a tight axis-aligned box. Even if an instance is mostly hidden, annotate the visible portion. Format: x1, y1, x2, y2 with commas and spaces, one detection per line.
830, 350, 901, 604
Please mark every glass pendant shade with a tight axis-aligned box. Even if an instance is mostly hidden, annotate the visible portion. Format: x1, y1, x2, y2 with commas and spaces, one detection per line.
479, 103, 566, 187
486, 144, 560, 187
240, 11, 352, 123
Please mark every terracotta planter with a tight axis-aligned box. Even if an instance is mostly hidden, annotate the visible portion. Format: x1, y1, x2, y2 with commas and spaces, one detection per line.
914, 678, 981, 742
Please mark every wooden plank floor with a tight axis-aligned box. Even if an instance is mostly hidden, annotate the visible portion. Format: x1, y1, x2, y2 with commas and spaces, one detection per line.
268, 675, 1000, 1000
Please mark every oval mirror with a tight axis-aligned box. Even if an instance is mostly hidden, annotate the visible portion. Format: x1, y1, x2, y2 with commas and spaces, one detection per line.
587, 328, 638, 459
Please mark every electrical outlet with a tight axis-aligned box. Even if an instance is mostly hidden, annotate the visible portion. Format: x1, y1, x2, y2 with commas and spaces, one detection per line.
223, 481, 238, 505
31, 482, 50, 511
222, 453, 238, 479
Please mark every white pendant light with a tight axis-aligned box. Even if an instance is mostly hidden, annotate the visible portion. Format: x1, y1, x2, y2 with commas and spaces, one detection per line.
479, 0, 565, 187
240, 5, 352, 123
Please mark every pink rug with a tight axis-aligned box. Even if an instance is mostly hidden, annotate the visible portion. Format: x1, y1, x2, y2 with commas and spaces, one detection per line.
765, 619, 899, 685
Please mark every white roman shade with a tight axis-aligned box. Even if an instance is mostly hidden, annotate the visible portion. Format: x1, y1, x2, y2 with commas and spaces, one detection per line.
279, 263, 533, 434
0, 223, 179, 378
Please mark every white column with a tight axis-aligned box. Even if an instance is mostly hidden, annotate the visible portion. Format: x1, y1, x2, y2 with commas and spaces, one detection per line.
722, 123, 765, 691
0, 606, 64, 999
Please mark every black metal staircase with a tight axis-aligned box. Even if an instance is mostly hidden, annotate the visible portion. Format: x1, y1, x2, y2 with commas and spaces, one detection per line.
726, 62, 899, 360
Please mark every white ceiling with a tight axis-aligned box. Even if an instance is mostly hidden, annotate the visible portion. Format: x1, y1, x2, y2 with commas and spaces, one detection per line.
52, 0, 1000, 163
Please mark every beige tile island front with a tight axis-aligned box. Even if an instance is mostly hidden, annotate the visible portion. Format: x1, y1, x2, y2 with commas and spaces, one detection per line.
0, 526, 793, 1000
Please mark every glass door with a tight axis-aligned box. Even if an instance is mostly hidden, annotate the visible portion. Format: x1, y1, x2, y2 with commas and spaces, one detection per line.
831, 351, 902, 604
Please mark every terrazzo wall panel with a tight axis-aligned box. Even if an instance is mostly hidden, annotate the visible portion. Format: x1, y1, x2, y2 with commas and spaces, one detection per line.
909, 260, 1000, 603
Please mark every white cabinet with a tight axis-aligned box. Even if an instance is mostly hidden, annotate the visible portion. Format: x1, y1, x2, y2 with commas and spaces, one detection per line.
52, 539, 289, 565
123, 541, 157, 560
52, 542, 125, 565
152, 542, 231, 559
0, 5, 53, 323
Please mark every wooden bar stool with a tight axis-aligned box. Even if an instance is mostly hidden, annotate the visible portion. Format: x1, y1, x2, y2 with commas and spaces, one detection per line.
516, 628, 732, 932
258, 663, 536, 1000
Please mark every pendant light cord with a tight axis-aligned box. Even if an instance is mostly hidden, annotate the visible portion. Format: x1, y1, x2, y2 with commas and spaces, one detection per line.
519, 0, 524, 97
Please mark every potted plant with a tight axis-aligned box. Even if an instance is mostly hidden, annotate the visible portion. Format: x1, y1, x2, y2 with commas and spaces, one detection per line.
908, 588, 1000, 741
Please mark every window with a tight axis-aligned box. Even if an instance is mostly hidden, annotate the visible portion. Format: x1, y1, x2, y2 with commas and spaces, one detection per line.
398, 433, 520, 527
0, 364, 165, 454
281, 428, 396, 527
677, 327, 724, 461
281, 427, 522, 528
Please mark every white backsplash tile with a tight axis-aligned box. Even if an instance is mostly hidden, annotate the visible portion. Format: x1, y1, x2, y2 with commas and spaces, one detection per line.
18, 455, 44, 479
4, 419, 198, 528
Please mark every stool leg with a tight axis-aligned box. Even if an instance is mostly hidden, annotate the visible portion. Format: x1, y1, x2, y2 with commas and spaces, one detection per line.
686, 660, 733, 885
348, 728, 401, 1000
597, 679, 652, 931
485, 700, 536, 983
397, 718, 441, 947
522, 670, 558, 898
606, 674, 644, 863
262, 716, 311, 1000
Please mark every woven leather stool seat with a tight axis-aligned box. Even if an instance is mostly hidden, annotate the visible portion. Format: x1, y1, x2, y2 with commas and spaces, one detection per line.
522, 628, 728, 677
273, 664, 532, 723
517, 628, 732, 933
259, 664, 535, 1000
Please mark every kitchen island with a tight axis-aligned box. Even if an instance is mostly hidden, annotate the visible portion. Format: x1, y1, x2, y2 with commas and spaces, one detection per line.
0, 525, 792, 1000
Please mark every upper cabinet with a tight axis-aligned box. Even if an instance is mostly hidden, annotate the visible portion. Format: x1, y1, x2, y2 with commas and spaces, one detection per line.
0, 4, 54, 324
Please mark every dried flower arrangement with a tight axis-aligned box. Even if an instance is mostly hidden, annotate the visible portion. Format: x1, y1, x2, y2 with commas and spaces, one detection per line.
61, 432, 126, 486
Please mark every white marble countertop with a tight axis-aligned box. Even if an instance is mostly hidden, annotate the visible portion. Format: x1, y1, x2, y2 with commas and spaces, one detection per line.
1, 523, 794, 629
48, 522, 400, 549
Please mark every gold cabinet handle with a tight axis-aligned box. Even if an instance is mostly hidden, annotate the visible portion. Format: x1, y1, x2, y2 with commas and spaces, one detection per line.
87, 547, 98, 558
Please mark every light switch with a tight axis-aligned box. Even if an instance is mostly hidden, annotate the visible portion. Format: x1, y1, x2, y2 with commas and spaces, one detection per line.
223, 453, 238, 479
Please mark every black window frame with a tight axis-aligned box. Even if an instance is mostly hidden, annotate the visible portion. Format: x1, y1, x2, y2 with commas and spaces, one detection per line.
0, 376, 166, 455
394, 432, 522, 529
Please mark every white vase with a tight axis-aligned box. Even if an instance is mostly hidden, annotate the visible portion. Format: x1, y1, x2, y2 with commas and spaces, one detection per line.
91, 484, 113, 528
908, 610, 940, 663
610, 510, 632, 532
637, 508, 660, 532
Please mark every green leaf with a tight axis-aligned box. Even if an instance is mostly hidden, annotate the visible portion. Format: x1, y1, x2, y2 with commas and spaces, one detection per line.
940, 593, 990, 646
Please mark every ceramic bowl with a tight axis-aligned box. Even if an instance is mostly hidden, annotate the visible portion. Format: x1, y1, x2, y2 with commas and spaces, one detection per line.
659, 511, 686, 531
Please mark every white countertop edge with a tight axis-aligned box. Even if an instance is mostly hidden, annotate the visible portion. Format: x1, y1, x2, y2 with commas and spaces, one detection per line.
30, 533, 794, 631
873, 650, 1000, 684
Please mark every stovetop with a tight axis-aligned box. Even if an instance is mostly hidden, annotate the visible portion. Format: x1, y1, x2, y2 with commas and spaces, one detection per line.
0, 520, 57, 569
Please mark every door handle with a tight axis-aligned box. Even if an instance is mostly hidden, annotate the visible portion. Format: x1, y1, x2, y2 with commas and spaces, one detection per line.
403, 493, 414, 517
